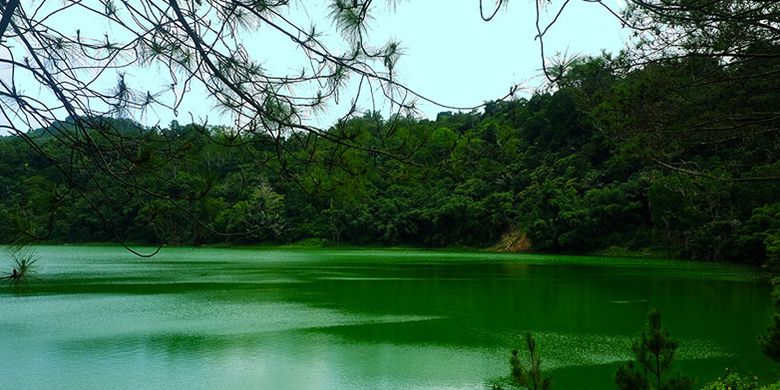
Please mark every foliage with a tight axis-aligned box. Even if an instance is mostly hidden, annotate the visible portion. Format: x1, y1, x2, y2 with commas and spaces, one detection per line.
1, 2, 780, 264
760, 285, 780, 362
616, 309, 692, 390
615, 362, 650, 390
2, 247, 39, 293
511, 333, 552, 390
701, 369, 761, 390
701, 369, 780, 390
744, 203, 780, 270
6, 248, 37, 280
0, 0, 478, 254
492, 332, 551, 390
0, 60, 777, 264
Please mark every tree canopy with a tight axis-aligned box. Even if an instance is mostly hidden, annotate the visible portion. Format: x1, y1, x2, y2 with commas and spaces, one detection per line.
1, 1, 779, 257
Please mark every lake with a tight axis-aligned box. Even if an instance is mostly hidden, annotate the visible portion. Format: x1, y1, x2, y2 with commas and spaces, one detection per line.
0, 246, 774, 389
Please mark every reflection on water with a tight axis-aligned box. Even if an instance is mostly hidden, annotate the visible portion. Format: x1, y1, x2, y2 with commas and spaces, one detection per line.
0, 246, 773, 389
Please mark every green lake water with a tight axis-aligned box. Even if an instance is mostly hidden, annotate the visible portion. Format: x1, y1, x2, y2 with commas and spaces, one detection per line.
0, 246, 775, 389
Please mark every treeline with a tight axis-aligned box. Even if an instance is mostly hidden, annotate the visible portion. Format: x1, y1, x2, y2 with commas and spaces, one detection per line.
0, 55, 778, 265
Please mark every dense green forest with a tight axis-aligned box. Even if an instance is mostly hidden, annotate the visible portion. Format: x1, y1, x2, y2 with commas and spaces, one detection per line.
1, 54, 778, 266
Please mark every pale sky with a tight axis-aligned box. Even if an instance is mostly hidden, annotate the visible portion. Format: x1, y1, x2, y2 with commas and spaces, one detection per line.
0, 0, 629, 133
280, 0, 629, 126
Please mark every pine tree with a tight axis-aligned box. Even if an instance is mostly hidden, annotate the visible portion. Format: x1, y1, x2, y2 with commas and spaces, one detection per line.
510, 332, 552, 390
616, 309, 692, 390
615, 362, 650, 390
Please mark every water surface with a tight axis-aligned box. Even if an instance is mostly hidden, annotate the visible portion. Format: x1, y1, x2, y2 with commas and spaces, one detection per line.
0, 246, 774, 389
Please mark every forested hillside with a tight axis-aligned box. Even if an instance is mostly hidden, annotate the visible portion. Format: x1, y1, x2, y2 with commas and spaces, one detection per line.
1, 56, 778, 265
